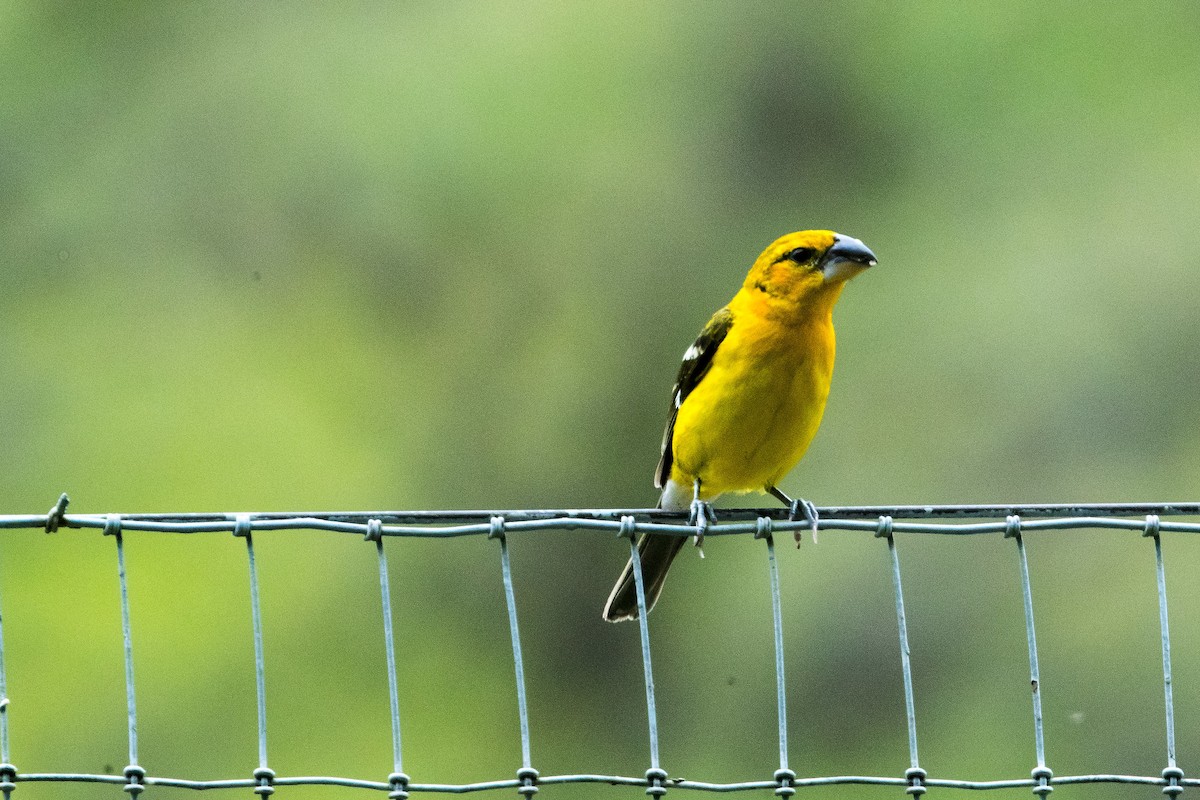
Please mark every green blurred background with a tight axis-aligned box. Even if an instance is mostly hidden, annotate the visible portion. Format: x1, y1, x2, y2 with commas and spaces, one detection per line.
3, 2, 1200, 798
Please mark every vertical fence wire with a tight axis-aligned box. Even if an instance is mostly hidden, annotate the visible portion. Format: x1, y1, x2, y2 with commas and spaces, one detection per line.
1007, 517, 1052, 797
0, 543, 13, 800
758, 518, 795, 798
238, 516, 275, 796
370, 520, 409, 800
624, 519, 667, 797
109, 516, 147, 796
879, 517, 926, 796
492, 517, 538, 797
1147, 516, 1185, 797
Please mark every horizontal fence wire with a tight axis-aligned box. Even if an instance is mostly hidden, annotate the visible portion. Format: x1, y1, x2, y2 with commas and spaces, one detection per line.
0, 495, 1197, 796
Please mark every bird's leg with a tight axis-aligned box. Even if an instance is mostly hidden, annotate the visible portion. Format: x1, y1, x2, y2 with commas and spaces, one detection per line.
768, 486, 819, 547
689, 478, 714, 556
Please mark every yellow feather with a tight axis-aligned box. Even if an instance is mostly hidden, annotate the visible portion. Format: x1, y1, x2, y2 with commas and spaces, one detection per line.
669, 292, 838, 497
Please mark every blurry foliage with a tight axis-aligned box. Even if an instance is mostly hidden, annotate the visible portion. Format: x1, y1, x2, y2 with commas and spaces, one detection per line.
2, 2, 1200, 798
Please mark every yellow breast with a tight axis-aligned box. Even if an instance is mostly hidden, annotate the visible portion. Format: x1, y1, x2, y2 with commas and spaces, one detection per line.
669, 296, 836, 498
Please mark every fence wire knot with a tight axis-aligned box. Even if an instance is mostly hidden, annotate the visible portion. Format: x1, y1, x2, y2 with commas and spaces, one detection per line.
103, 514, 122, 537
618, 514, 638, 540
773, 768, 796, 798
489, 515, 506, 540
517, 766, 539, 797
0, 763, 16, 794
645, 767, 668, 798
252, 766, 275, 796
1143, 514, 1162, 538
123, 764, 146, 797
904, 766, 927, 796
365, 518, 384, 542
1031, 765, 1053, 797
1004, 514, 1022, 539
1162, 765, 1184, 798
233, 514, 252, 539
874, 514, 893, 539
387, 771, 410, 800
754, 516, 773, 540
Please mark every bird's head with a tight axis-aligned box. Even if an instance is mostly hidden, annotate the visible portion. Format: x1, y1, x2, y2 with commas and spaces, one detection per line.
743, 230, 877, 309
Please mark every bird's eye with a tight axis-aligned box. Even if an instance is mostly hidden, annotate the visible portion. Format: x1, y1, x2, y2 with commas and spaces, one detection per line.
785, 247, 816, 263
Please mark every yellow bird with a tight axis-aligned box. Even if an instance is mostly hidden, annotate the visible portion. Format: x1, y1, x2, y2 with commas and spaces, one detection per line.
603, 230, 877, 622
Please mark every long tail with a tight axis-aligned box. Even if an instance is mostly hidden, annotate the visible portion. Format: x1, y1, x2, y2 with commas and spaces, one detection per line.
602, 532, 685, 622
603, 480, 694, 622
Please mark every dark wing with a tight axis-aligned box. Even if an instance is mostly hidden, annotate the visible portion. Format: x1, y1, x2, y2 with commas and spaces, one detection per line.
654, 306, 735, 488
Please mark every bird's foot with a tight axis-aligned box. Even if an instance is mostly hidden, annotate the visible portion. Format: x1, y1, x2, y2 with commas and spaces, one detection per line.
768, 486, 820, 546
689, 498, 716, 556
789, 498, 819, 546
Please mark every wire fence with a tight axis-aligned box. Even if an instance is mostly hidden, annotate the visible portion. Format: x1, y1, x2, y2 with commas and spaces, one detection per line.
1, 494, 1198, 797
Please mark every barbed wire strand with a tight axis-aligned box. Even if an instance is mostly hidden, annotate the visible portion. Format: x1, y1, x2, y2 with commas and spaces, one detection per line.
0, 498, 1198, 795
12, 500, 1197, 528
13, 505, 1200, 538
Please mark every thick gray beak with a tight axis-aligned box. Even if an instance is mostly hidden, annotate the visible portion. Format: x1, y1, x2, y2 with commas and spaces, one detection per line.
820, 234, 877, 281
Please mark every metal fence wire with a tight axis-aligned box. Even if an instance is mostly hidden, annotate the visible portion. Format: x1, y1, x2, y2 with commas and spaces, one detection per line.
1, 494, 1199, 798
